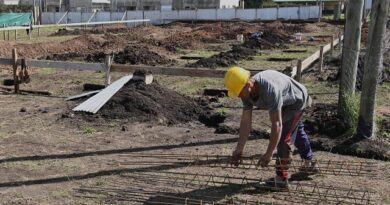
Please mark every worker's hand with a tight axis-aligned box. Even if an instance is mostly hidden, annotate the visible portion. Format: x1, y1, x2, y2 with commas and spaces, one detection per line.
231, 150, 243, 167
258, 153, 272, 167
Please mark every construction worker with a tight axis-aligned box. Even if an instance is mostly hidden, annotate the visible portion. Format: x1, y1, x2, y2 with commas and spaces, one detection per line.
224, 67, 318, 189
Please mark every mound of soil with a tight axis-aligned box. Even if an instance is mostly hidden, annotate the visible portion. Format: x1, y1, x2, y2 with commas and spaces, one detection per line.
89, 79, 225, 126
99, 81, 201, 125
52, 27, 133, 36
44, 51, 85, 61
188, 45, 256, 68
304, 104, 348, 137
86, 45, 175, 66
304, 103, 390, 160
243, 30, 290, 50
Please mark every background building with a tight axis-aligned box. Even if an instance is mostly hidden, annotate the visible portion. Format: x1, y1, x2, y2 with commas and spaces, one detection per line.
0, 0, 19, 5
172, 0, 240, 10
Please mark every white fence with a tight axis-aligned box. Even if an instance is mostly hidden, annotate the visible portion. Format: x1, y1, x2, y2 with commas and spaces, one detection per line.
42, 6, 320, 25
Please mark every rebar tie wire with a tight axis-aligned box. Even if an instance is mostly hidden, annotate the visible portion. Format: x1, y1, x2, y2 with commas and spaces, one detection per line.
111, 153, 379, 177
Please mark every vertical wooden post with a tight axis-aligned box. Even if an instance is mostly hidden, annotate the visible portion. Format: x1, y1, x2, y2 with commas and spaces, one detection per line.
3, 31, 5, 41
14, 29, 17, 40
296, 59, 302, 82
37, 27, 40, 37
12, 49, 19, 94
7, 30, 10, 41
105, 55, 112, 86
330, 36, 334, 56
319, 46, 324, 73
28, 26, 32, 40
338, 29, 342, 50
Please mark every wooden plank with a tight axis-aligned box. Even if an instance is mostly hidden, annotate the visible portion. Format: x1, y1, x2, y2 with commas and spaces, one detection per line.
0, 86, 51, 95
301, 50, 321, 69
111, 64, 229, 78
25, 59, 105, 71
0, 58, 13, 65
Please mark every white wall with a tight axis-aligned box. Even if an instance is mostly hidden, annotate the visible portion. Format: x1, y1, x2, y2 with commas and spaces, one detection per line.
41, 6, 321, 25
2, 0, 19, 5
220, 0, 240, 9
365, 0, 372, 9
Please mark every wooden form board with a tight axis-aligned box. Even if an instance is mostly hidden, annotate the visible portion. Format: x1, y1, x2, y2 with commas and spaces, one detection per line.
290, 36, 343, 78
0, 36, 342, 79
0, 58, 105, 71
111, 64, 242, 78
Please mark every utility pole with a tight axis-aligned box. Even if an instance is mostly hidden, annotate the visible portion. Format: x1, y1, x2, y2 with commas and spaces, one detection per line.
357, 0, 390, 139
338, 0, 364, 118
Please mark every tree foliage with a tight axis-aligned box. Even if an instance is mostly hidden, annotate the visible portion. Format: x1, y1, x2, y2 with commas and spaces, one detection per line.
245, 0, 276, 8
0, 5, 33, 13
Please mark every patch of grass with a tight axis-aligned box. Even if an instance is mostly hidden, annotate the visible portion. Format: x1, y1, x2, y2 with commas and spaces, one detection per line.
36, 68, 56, 75
158, 76, 223, 95
16, 35, 77, 44
0, 161, 46, 172
109, 122, 119, 128
83, 127, 96, 135
341, 94, 360, 132
216, 107, 227, 117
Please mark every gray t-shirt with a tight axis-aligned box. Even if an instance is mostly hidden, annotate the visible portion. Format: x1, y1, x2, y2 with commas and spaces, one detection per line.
242, 70, 309, 116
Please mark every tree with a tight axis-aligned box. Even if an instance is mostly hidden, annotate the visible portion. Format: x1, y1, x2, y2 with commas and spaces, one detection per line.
357, 0, 390, 139
338, 0, 364, 122
244, 0, 274, 8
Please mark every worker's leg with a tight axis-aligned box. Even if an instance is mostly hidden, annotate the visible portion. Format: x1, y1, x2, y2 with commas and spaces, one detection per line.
276, 112, 302, 180
294, 122, 314, 160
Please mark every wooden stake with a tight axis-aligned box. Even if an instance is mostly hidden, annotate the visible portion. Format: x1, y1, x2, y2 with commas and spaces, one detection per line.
296, 59, 302, 82
105, 55, 112, 86
38, 27, 40, 37
7, 30, 10, 41
3, 31, 5, 41
330, 36, 334, 56
14, 29, 17, 40
28, 27, 32, 40
12, 49, 19, 93
319, 46, 324, 73
338, 30, 342, 50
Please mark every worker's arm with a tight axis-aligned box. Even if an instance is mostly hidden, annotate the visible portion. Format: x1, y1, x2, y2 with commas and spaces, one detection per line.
259, 111, 283, 167
231, 109, 252, 166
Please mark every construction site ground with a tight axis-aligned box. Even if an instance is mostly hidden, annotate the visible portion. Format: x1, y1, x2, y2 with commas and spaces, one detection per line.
0, 21, 389, 205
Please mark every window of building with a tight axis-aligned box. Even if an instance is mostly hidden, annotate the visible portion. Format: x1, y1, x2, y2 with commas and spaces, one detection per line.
126, 6, 136, 10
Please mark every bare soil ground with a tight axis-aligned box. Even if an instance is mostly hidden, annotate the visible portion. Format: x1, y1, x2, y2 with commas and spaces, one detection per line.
0, 21, 388, 205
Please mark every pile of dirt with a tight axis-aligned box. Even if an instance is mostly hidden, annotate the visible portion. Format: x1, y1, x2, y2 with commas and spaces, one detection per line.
86, 45, 175, 66
303, 22, 333, 33
188, 45, 256, 68
87, 78, 225, 126
52, 27, 133, 36
44, 51, 85, 61
304, 103, 389, 160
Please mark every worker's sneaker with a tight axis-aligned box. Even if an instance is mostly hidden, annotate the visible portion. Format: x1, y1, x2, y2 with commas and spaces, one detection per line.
253, 176, 289, 191
299, 160, 320, 174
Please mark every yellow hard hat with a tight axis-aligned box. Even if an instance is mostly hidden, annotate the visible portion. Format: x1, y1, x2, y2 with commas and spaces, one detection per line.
224, 67, 250, 98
